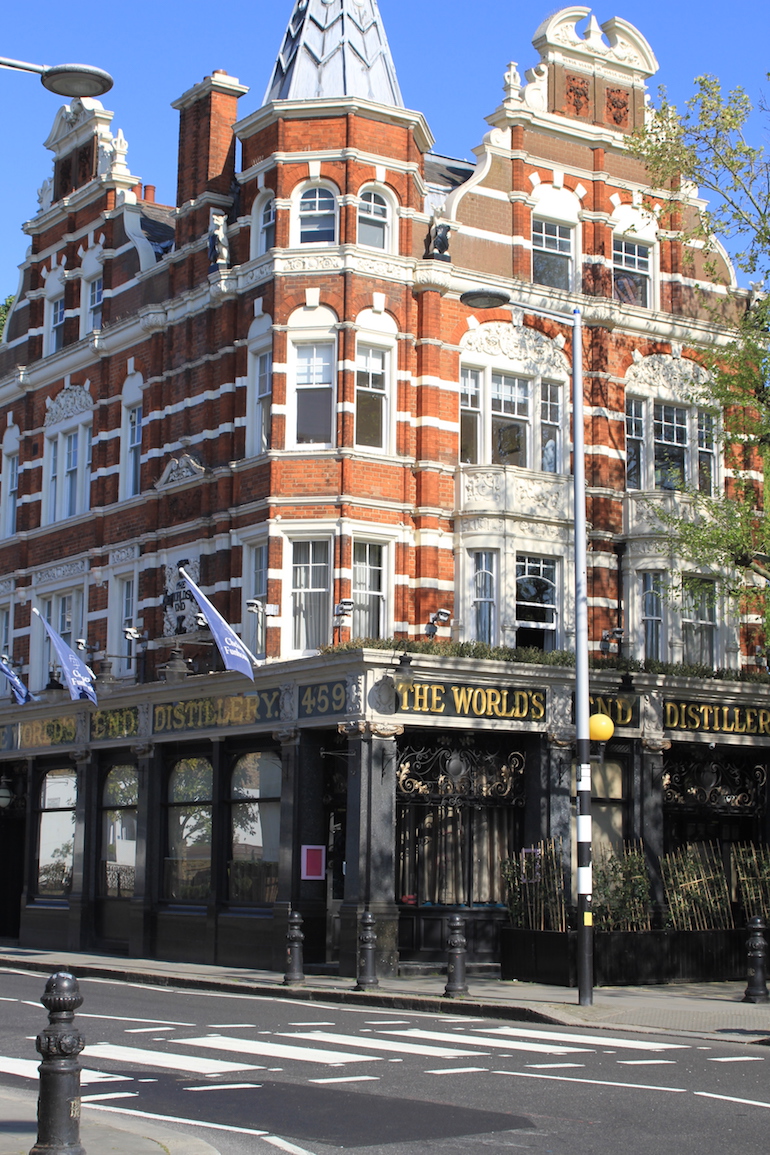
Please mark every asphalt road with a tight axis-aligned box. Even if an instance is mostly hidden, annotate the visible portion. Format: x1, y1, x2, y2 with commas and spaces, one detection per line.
1, 967, 769, 1154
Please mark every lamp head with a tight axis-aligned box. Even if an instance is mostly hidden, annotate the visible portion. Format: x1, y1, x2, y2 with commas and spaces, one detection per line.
589, 713, 615, 743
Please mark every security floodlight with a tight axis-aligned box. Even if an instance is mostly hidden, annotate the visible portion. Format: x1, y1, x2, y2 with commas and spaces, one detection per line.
123, 626, 142, 641
246, 598, 262, 613
334, 599, 354, 615
0, 56, 113, 97
76, 638, 87, 651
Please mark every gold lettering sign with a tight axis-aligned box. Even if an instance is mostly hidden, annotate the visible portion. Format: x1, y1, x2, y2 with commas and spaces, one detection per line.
152, 694, 279, 734
91, 708, 139, 741
397, 682, 546, 722
12, 716, 78, 750
664, 700, 770, 736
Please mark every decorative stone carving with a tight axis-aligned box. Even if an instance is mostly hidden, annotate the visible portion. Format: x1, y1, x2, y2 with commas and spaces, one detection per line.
279, 255, 344, 273
370, 722, 404, 739
155, 453, 206, 488
208, 211, 230, 270
0, 578, 14, 596
162, 559, 200, 636
606, 88, 630, 126
279, 682, 295, 721
350, 256, 406, 280
33, 558, 87, 586
44, 382, 93, 427
626, 352, 711, 396
566, 74, 590, 116
109, 545, 139, 565
37, 178, 54, 213
464, 471, 503, 503
461, 517, 506, 535
139, 310, 168, 333
346, 674, 363, 714
461, 321, 569, 378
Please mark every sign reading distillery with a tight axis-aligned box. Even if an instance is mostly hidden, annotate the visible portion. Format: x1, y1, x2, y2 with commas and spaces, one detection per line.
397, 681, 546, 721
665, 700, 770, 735
153, 692, 282, 734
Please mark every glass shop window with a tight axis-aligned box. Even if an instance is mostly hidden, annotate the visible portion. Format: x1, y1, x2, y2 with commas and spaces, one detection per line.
37, 768, 77, 897
164, 757, 213, 903
229, 752, 281, 904
100, 765, 138, 898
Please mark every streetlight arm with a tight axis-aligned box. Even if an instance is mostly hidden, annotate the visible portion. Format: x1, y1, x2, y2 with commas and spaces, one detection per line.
0, 56, 47, 76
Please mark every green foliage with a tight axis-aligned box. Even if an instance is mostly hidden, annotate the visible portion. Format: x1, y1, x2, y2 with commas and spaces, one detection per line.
593, 843, 653, 932
732, 844, 770, 919
660, 842, 734, 930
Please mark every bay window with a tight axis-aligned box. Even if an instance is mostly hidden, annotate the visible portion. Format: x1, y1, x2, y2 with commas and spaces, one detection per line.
460, 366, 563, 471
352, 541, 385, 639
292, 540, 331, 651
625, 397, 717, 494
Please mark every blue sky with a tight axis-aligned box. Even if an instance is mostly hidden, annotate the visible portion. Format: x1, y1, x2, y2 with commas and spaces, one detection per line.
1, 0, 768, 296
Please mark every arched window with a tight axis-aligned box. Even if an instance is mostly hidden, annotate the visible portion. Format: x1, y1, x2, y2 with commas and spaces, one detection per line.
259, 198, 276, 253
164, 758, 213, 902
37, 769, 77, 896
357, 191, 389, 249
229, 752, 281, 903
299, 187, 336, 244
100, 765, 138, 897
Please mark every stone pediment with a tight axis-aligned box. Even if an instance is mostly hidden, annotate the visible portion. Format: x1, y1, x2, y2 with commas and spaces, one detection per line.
460, 321, 570, 378
155, 452, 206, 488
532, 8, 658, 78
44, 382, 94, 427
43, 97, 115, 159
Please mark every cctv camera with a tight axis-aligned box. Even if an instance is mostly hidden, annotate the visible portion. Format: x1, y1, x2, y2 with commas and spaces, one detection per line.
246, 598, 262, 613
76, 639, 87, 651
334, 599, 355, 615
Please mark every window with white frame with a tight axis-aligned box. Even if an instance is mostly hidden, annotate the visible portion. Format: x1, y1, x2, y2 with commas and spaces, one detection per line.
613, 238, 651, 307
295, 343, 335, 445
0, 605, 10, 697
352, 541, 385, 639
50, 296, 65, 353
39, 589, 83, 685
259, 198, 276, 253
248, 542, 268, 658
45, 423, 92, 522
641, 572, 664, 661
119, 577, 136, 675
87, 277, 103, 331
625, 397, 716, 494
126, 405, 142, 497
299, 187, 336, 244
255, 352, 272, 453
291, 540, 330, 651
460, 366, 562, 471
355, 345, 388, 450
357, 191, 389, 250
471, 551, 496, 645
4, 452, 18, 536
532, 219, 573, 291
682, 580, 716, 667
515, 556, 557, 651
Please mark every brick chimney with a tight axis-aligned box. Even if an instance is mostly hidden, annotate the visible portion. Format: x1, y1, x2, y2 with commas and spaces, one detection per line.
172, 70, 249, 245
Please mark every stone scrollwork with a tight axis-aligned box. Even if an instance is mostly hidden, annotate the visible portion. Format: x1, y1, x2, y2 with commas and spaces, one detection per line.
346, 674, 363, 715
44, 383, 94, 427
626, 352, 711, 397
155, 453, 206, 489
461, 322, 569, 378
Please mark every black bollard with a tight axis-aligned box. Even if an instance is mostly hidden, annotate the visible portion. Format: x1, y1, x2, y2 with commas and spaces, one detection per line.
30, 971, 86, 1155
444, 914, 469, 999
743, 915, 770, 1004
354, 910, 379, 990
283, 909, 305, 986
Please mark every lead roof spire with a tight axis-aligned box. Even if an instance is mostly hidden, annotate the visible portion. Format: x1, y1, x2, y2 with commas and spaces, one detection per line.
264, 0, 404, 108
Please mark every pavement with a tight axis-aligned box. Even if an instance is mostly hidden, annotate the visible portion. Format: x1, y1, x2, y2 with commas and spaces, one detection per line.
0, 943, 768, 1155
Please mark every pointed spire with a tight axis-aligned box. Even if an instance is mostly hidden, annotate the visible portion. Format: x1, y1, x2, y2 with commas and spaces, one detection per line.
264, 0, 404, 108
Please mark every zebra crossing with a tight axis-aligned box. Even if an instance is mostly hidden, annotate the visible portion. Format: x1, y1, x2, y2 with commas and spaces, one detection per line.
0, 1011, 721, 1092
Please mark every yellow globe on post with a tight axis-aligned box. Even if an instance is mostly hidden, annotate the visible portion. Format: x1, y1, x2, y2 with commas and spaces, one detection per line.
589, 713, 615, 743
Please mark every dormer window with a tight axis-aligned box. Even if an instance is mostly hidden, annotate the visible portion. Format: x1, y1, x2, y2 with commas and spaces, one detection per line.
613, 238, 650, 307
358, 191, 388, 250
532, 219, 573, 291
299, 188, 336, 244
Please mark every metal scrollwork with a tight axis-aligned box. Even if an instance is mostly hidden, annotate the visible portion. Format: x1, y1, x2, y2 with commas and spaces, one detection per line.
662, 756, 767, 813
397, 740, 525, 806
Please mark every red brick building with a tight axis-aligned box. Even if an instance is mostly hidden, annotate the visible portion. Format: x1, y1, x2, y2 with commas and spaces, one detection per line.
0, 3, 766, 973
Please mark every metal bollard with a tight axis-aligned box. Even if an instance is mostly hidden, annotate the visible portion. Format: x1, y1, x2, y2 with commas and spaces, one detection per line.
30, 971, 86, 1155
443, 914, 469, 999
354, 910, 379, 990
743, 915, 770, 1004
283, 909, 305, 986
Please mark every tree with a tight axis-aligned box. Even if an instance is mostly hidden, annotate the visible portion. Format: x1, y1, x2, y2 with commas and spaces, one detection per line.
631, 76, 770, 628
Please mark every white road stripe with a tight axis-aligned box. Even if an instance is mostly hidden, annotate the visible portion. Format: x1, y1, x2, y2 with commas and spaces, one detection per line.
618, 1060, 677, 1066
125, 1027, 174, 1034
81, 1093, 139, 1102
176, 1035, 382, 1066
380, 1029, 589, 1055
708, 1056, 765, 1063
263, 1136, 318, 1155
479, 1027, 688, 1052
80, 1013, 195, 1026
309, 1076, 381, 1084
185, 1083, 262, 1091
495, 1070, 687, 1093
83, 1104, 269, 1136
85, 1043, 262, 1075
424, 1067, 488, 1075
695, 1091, 770, 1109
279, 1032, 485, 1058
0, 1057, 130, 1084
526, 1063, 585, 1069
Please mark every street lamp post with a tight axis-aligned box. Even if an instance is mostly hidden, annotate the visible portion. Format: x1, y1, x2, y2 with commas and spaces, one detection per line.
0, 55, 113, 97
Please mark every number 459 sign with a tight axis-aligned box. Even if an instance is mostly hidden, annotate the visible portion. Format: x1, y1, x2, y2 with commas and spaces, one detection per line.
298, 680, 347, 718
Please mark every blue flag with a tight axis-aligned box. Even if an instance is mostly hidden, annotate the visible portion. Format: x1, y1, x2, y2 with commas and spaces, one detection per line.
179, 567, 255, 682
0, 656, 34, 706
33, 608, 97, 705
